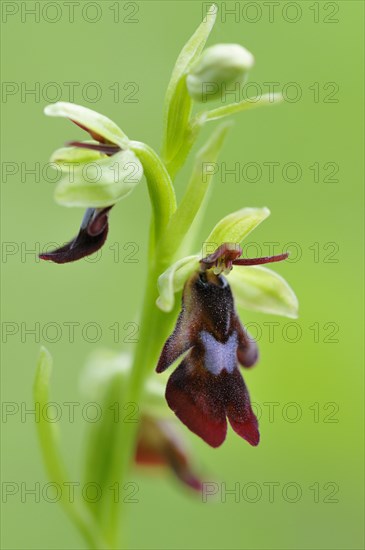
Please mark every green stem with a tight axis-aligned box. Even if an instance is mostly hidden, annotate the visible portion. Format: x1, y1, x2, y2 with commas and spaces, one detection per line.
104, 146, 179, 546
164, 118, 202, 180
105, 259, 177, 546
130, 141, 176, 245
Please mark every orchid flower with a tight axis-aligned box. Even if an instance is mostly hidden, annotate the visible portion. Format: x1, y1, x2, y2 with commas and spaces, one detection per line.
155, 208, 298, 447
40, 102, 142, 263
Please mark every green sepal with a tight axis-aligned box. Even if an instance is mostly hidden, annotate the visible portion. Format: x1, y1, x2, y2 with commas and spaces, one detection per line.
50, 144, 105, 166
156, 255, 199, 312
54, 149, 143, 208
44, 102, 129, 148
203, 207, 270, 252
229, 265, 299, 318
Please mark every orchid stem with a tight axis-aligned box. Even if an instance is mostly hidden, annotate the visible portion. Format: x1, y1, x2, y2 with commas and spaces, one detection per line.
104, 147, 178, 546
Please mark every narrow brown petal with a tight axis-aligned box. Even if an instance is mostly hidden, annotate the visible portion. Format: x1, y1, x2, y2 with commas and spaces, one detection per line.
233, 252, 289, 266
66, 140, 121, 156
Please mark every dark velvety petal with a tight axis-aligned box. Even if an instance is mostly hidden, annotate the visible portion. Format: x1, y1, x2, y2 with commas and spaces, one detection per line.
233, 316, 259, 368
166, 353, 227, 448
39, 207, 111, 264
223, 369, 260, 446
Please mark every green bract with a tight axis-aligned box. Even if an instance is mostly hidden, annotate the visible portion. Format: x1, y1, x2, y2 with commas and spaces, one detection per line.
162, 5, 217, 168
187, 43, 254, 102
156, 207, 298, 319
200, 92, 284, 122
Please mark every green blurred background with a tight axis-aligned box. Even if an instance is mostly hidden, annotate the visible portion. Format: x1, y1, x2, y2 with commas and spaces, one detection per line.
1, 1, 364, 548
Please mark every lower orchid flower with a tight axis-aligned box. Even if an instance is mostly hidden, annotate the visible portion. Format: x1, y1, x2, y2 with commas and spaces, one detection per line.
156, 208, 298, 448
80, 350, 203, 494
135, 415, 202, 491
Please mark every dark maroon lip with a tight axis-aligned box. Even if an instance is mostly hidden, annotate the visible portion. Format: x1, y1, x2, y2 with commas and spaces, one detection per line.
156, 267, 260, 448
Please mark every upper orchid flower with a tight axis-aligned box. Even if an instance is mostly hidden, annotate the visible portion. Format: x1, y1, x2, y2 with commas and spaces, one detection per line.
156, 207, 298, 448
39, 207, 111, 264
39, 102, 143, 263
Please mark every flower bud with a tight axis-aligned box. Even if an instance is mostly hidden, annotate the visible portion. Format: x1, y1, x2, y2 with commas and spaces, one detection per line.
186, 44, 254, 102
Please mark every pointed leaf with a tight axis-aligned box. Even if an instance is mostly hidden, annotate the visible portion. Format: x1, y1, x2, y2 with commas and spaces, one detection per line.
229, 265, 299, 318
162, 77, 193, 166
34, 348, 105, 548
34, 347, 66, 484
165, 5, 217, 96
54, 149, 143, 207
162, 5, 217, 164
44, 102, 129, 148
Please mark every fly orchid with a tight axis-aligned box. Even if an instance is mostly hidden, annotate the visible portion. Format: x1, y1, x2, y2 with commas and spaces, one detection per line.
156, 208, 298, 447
39, 102, 142, 263
39, 206, 112, 263
35, 7, 298, 548
156, 245, 291, 448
